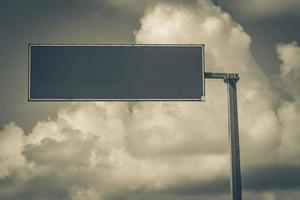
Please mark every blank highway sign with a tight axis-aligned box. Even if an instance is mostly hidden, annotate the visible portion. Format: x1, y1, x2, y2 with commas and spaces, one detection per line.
29, 44, 205, 101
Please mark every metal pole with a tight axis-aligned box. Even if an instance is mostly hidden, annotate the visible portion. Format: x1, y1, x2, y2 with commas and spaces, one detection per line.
224, 74, 242, 200
205, 72, 242, 200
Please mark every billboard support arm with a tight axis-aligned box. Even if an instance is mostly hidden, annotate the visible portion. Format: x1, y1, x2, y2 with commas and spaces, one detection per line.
205, 72, 242, 200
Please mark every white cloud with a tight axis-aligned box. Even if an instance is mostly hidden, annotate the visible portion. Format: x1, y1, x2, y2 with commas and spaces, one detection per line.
262, 192, 276, 200
277, 42, 300, 76
135, 0, 280, 167
0, 123, 27, 178
277, 42, 300, 100
1, 0, 300, 199
277, 42, 300, 165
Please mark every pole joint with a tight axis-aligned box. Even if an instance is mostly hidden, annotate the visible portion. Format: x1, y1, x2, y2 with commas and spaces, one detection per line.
223, 73, 239, 85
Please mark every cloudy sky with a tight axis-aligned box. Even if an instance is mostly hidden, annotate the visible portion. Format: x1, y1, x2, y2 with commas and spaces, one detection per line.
1, 0, 300, 199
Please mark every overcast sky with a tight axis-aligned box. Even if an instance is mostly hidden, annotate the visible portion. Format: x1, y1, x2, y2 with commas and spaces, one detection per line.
1, 0, 300, 200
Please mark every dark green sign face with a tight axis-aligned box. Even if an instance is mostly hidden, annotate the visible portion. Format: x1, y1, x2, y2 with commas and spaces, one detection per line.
29, 44, 205, 101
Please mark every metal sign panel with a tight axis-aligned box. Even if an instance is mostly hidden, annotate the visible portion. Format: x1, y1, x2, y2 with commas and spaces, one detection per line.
29, 44, 205, 101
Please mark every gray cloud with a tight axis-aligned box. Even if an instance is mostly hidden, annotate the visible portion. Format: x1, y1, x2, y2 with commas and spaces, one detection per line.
0, 0, 300, 200
215, 0, 300, 19
244, 164, 300, 191
0, 0, 139, 131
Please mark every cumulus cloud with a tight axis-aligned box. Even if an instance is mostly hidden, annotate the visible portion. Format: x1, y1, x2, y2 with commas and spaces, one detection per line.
135, 0, 281, 167
277, 42, 300, 99
0, 123, 27, 178
276, 42, 300, 169
1, 0, 300, 200
0, 103, 229, 200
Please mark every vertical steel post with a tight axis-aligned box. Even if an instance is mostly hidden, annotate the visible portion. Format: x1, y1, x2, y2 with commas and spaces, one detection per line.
224, 74, 242, 200
205, 72, 242, 199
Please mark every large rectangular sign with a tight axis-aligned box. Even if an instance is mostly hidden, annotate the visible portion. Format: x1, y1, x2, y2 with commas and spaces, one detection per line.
29, 44, 205, 101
